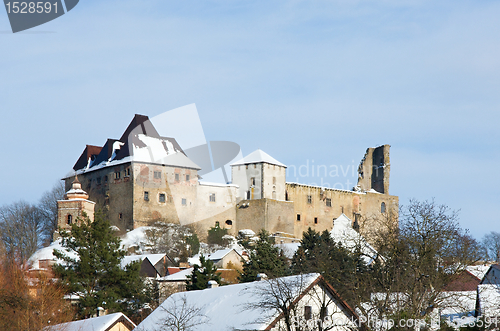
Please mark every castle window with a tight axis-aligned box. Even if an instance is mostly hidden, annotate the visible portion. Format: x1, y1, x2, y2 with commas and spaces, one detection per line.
225, 220, 233, 229
114, 171, 120, 180
209, 193, 216, 202
104, 175, 108, 183
250, 177, 255, 186
175, 173, 180, 182
67, 215, 72, 225
144, 191, 149, 201
296, 214, 301, 221
273, 177, 276, 185
326, 198, 332, 207
154, 171, 161, 179
125, 168, 131, 177
246, 191, 250, 200
307, 195, 312, 204
182, 198, 187, 205
381, 202, 386, 213
159, 193, 166, 203
119, 213, 123, 220
186, 174, 190, 181
272, 191, 276, 199
314, 217, 318, 224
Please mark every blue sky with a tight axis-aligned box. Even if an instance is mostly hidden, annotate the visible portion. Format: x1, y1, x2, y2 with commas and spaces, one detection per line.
1, 0, 499, 239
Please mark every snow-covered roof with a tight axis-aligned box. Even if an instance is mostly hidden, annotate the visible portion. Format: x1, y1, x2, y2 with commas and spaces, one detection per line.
231, 149, 286, 167
45, 312, 135, 331
466, 265, 491, 281
28, 239, 78, 269
160, 267, 194, 281
330, 214, 381, 265
188, 249, 242, 267
438, 291, 477, 319
477, 284, 500, 317
137, 273, 322, 331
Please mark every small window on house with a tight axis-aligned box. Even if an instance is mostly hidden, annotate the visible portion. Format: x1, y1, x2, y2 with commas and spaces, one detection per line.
209, 193, 216, 202
175, 173, 180, 182
182, 198, 187, 205
186, 174, 190, 181
144, 191, 149, 201
67, 215, 72, 225
307, 195, 312, 204
273, 177, 276, 185
381, 202, 386, 213
154, 171, 161, 179
296, 214, 301, 221
314, 217, 318, 224
304, 306, 312, 320
159, 193, 166, 203
114, 171, 120, 180
119, 213, 123, 220
104, 175, 108, 183
250, 177, 256, 186
326, 198, 332, 207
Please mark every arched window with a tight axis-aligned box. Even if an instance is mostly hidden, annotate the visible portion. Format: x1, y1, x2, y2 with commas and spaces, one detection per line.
225, 220, 233, 229
67, 214, 72, 225
381, 202, 386, 213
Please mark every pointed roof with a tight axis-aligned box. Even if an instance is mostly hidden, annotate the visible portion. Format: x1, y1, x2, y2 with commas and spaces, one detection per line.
231, 149, 286, 167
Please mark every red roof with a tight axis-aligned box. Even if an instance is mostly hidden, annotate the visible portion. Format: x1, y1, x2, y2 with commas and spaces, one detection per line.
444, 270, 481, 291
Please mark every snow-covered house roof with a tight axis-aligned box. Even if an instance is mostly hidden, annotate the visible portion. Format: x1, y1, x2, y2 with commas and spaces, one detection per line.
136, 273, 360, 331
45, 312, 135, 331
69, 114, 201, 177
188, 248, 244, 267
477, 284, 500, 317
231, 149, 286, 167
160, 267, 194, 282
330, 214, 382, 265
466, 265, 491, 281
28, 239, 78, 269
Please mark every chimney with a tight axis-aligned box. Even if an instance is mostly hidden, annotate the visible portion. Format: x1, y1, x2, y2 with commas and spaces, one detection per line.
256, 273, 268, 281
207, 280, 219, 289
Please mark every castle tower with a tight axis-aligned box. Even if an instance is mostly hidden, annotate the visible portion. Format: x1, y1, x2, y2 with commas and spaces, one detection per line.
356, 145, 391, 194
231, 149, 287, 201
54, 176, 96, 240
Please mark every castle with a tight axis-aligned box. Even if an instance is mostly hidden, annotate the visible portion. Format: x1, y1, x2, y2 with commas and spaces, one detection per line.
58, 115, 398, 242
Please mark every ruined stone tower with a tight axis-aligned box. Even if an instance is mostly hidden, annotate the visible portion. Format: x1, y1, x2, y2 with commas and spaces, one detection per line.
356, 145, 391, 194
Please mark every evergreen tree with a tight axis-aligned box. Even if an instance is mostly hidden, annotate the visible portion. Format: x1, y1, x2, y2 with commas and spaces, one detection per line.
207, 224, 228, 245
291, 227, 368, 306
186, 254, 222, 291
53, 211, 151, 320
239, 230, 289, 283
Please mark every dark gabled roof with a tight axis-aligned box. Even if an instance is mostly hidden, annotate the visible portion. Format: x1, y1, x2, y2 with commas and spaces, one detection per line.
119, 114, 160, 142
73, 145, 103, 171
444, 270, 481, 291
91, 138, 119, 168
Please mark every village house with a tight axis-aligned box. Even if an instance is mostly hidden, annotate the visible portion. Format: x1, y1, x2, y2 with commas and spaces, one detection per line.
45, 312, 136, 331
136, 273, 363, 331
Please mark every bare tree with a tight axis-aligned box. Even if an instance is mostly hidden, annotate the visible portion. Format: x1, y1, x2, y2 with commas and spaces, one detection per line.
37, 181, 65, 243
482, 231, 500, 262
0, 201, 44, 262
243, 274, 310, 331
156, 294, 209, 331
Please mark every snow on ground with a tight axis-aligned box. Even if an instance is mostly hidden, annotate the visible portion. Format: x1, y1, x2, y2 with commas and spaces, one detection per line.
277, 242, 301, 259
